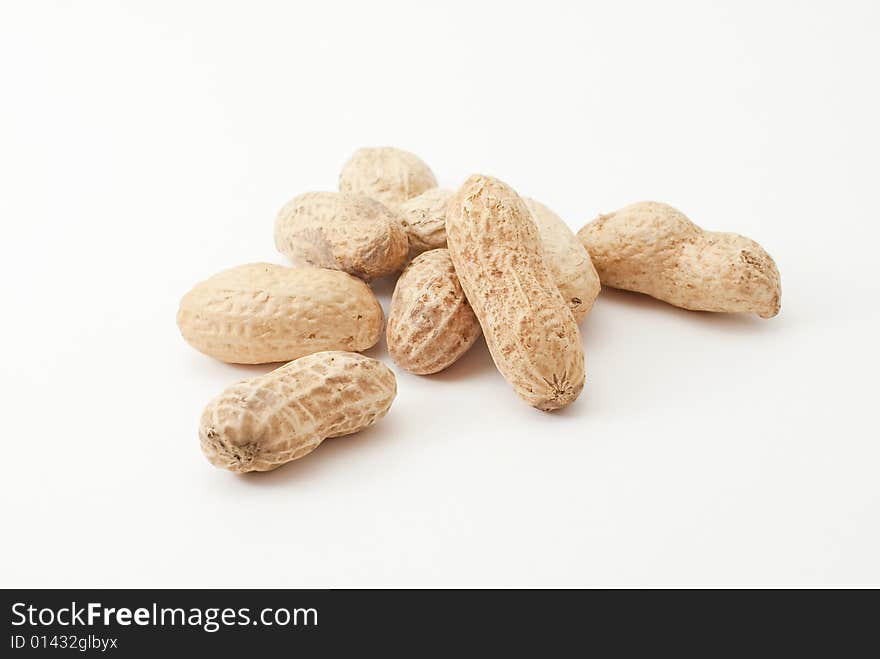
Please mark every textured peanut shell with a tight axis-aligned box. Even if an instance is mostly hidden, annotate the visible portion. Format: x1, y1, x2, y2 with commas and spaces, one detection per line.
177, 263, 384, 364
395, 190, 599, 321
338, 147, 438, 207
446, 175, 585, 411
200, 351, 397, 473
397, 188, 453, 254
577, 201, 781, 318
274, 192, 409, 281
386, 249, 481, 375
523, 197, 601, 322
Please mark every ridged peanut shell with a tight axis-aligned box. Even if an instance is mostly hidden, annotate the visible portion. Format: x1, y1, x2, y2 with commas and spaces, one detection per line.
177, 263, 384, 364
523, 197, 601, 322
577, 201, 781, 318
338, 147, 438, 207
397, 188, 453, 254
386, 249, 481, 375
200, 351, 397, 473
446, 175, 585, 411
394, 190, 600, 321
274, 192, 409, 280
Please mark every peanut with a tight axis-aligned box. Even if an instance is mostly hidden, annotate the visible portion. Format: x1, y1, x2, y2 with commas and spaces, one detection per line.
397, 187, 453, 254
577, 201, 781, 318
523, 197, 601, 322
200, 351, 396, 473
339, 147, 437, 207
274, 192, 409, 280
177, 263, 383, 364
446, 175, 585, 411
395, 189, 599, 322
386, 249, 481, 375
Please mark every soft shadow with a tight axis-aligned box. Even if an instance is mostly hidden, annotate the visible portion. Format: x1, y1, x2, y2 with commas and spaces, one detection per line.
420, 335, 497, 382
596, 287, 783, 333
224, 362, 283, 377
182, 350, 278, 379
361, 329, 390, 361
231, 410, 403, 487
369, 274, 398, 302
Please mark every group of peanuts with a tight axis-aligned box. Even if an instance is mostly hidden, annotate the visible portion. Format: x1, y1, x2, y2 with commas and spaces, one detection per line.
178, 147, 782, 474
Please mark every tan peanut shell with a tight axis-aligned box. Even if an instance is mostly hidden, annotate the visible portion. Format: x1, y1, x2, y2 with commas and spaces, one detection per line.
177, 263, 384, 364
577, 201, 781, 318
397, 188, 453, 254
338, 147, 438, 207
446, 175, 585, 411
386, 249, 481, 375
523, 197, 601, 322
274, 192, 409, 281
394, 189, 599, 322
200, 351, 397, 473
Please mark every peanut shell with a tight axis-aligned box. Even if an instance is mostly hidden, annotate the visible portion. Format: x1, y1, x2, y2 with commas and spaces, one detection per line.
446, 175, 585, 411
577, 201, 781, 318
177, 263, 384, 364
397, 187, 454, 254
200, 351, 396, 473
338, 147, 438, 207
524, 197, 601, 322
386, 249, 481, 375
274, 192, 408, 281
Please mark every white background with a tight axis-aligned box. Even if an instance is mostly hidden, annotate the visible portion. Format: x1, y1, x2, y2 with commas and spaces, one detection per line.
2, 0, 878, 587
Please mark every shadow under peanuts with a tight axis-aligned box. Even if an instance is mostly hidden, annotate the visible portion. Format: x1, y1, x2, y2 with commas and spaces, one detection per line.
184, 350, 279, 381
232, 409, 405, 487
368, 272, 398, 302
423, 334, 590, 418
361, 335, 390, 362
595, 287, 785, 334
421, 335, 497, 383
223, 362, 283, 378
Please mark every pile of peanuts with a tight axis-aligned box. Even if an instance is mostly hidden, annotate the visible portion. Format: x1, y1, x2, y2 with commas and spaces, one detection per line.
178, 147, 782, 474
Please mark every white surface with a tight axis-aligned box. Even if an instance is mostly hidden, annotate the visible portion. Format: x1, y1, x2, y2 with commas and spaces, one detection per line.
2, 0, 878, 588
